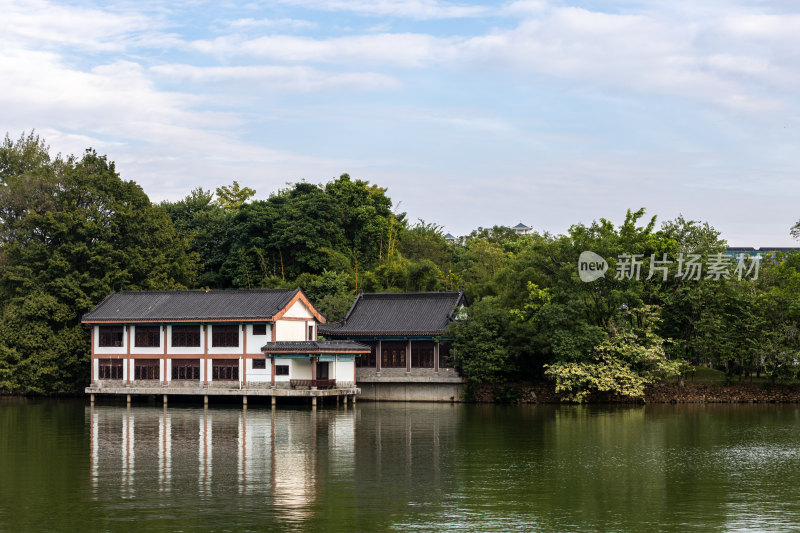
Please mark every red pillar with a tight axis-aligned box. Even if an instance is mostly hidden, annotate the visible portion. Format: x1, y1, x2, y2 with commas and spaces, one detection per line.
406, 339, 411, 374
90, 327, 95, 385
242, 324, 247, 388
163, 326, 168, 385
434, 342, 440, 374
376, 339, 381, 373
203, 325, 209, 386
270, 357, 276, 387
126, 325, 131, 385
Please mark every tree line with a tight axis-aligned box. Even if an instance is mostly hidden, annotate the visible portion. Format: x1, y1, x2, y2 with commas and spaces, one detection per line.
1, 132, 798, 399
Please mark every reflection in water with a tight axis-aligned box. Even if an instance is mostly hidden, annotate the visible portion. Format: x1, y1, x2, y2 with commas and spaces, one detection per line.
76, 403, 800, 531
87, 403, 357, 527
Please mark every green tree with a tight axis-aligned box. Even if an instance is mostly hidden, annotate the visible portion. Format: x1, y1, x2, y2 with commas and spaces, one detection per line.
0, 132, 197, 393
215, 181, 256, 210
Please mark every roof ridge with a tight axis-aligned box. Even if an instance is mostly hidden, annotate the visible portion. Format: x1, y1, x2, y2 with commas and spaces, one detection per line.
116, 288, 295, 294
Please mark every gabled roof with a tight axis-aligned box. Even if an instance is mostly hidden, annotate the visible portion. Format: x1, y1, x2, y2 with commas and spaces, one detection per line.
261, 340, 370, 354
319, 290, 466, 336
82, 288, 323, 323
513, 222, 531, 229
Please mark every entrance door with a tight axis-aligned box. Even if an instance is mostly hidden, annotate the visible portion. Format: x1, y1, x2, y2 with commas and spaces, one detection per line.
316, 361, 329, 379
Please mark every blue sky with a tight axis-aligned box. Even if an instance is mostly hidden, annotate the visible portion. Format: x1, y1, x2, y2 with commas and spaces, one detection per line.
2, 0, 799, 245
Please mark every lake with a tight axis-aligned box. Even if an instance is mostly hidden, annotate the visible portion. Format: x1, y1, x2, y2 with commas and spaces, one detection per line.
2, 398, 800, 531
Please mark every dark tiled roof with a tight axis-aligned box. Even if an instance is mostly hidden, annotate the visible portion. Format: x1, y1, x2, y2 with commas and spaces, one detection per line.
261, 340, 370, 353
513, 222, 531, 229
83, 289, 299, 322
319, 291, 466, 336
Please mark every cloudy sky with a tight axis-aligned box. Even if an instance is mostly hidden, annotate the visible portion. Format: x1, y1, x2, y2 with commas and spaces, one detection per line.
2, 0, 799, 245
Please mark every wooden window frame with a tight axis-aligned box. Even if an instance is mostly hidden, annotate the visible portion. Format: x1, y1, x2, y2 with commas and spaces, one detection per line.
171, 359, 201, 380
134, 359, 160, 380
172, 325, 200, 347
252, 324, 267, 336
134, 326, 161, 348
98, 359, 123, 379
275, 365, 289, 376
212, 325, 239, 348
212, 359, 239, 381
98, 326, 124, 348
252, 359, 267, 370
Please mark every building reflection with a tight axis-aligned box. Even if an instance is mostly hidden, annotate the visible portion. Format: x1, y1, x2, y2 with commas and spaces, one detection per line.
87, 403, 357, 525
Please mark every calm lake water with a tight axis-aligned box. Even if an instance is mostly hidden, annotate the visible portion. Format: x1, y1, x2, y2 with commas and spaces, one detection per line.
2, 398, 800, 532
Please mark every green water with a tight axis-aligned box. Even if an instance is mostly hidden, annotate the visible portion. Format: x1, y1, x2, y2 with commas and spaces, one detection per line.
2, 399, 800, 532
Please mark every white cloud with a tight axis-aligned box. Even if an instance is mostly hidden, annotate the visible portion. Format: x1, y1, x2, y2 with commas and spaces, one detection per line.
266, 0, 489, 19
151, 63, 400, 91
223, 17, 318, 30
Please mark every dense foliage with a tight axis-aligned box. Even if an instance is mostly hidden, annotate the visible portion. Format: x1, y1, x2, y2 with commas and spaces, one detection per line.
1, 131, 798, 398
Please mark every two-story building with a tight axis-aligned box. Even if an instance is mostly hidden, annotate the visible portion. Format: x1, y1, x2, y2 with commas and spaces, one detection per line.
83, 288, 368, 405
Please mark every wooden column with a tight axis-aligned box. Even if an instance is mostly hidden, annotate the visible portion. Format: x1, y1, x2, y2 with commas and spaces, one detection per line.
270, 356, 275, 387
376, 339, 381, 374
311, 356, 317, 381
126, 325, 131, 385
434, 342, 440, 375
406, 339, 411, 374
242, 324, 247, 388
203, 325, 209, 386
162, 326, 168, 385
90, 327, 95, 385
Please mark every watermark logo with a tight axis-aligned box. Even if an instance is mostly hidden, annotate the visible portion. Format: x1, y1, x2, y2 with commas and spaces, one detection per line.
578, 251, 608, 282
578, 251, 761, 283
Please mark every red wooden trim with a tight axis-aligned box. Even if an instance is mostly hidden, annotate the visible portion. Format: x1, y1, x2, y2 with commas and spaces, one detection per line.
271, 323, 276, 343
376, 339, 381, 373
242, 325, 247, 387
163, 326, 168, 385
270, 356, 275, 387
260, 349, 369, 354
90, 327, 95, 385
279, 317, 314, 322
126, 326, 131, 385
434, 342, 439, 373
271, 290, 326, 324
82, 318, 276, 324
203, 325, 208, 386
311, 356, 317, 381
406, 339, 411, 373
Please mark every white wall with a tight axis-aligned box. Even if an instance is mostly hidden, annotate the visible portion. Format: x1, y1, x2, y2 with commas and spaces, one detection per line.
276, 320, 307, 342
284, 300, 314, 318
290, 359, 312, 380
246, 324, 270, 354
332, 359, 355, 381
93, 325, 127, 355
246, 358, 271, 382
273, 358, 292, 382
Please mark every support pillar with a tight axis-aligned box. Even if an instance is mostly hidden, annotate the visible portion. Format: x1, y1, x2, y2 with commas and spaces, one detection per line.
163, 394, 168, 406
271, 396, 276, 408
204, 395, 208, 406
352, 395, 356, 405
90, 394, 95, 405
312, 396, 317, 408
126, 394, 131, 405
406, 339, 411, 375
243, 396, 248, 407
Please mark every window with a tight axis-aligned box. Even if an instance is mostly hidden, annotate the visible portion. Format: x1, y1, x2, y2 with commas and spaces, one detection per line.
134, 359, 160, 380
381, 341, 406, 368
98, 359, 123, 379
252, 359, 267, 370
439, 342, 453, 368
275, 365, 289, 376
411, 341, 435, 368
356, 342, 377, 368
171, 359, 200, 380
212, 325, 239, 347
172, 325, 201, 347
212, 359, 239, 380
135, 326, 161, 348
253, 324, 267, 336
98, 326, 124, 347
307, 324, 314, 340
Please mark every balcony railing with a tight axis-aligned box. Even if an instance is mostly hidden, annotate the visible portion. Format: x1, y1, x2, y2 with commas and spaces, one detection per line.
290, 379, 336, 390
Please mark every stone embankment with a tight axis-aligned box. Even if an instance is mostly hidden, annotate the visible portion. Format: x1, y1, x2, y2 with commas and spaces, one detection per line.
477, 381, 800, 404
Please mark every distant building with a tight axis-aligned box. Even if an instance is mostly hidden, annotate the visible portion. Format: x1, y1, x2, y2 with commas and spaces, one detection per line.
444, 233, 457, 243
320, 290, 467, 401
512, 222, 532, 235
724, 247, 800, 258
